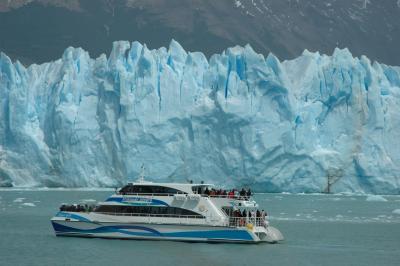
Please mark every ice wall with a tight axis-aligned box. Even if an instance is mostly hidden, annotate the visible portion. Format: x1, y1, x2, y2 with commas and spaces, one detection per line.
0, 40, 399, 193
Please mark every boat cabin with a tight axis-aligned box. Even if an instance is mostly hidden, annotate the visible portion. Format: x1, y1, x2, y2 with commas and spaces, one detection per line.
118, 182, 214, 196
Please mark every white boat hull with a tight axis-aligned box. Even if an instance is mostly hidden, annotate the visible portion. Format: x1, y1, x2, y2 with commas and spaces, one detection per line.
51, 213, 283, 243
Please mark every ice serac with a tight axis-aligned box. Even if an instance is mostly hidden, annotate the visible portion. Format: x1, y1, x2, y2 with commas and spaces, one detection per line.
0, 40, 399, 194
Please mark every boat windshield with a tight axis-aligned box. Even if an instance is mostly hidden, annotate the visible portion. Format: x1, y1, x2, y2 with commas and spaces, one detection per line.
118, 184, 186, 195
191, 185, 212, 195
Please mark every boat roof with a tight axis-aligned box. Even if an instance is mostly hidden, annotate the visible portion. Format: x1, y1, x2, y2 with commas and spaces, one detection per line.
124, 181, 214, 194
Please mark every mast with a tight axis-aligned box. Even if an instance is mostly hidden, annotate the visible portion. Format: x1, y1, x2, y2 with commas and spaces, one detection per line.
138, 164, 145, 183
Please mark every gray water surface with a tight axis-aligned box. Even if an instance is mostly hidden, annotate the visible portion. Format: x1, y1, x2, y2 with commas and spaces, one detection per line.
0, 191, 399, 266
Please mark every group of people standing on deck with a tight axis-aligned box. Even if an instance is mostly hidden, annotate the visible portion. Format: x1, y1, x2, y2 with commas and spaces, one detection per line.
203, 187, 252, 199
233, 209, 267, 219
59, 204, 93, 212
231, 209, 267, 226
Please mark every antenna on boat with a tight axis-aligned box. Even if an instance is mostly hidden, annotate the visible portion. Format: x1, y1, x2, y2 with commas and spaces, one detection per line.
138, 164, 145, 183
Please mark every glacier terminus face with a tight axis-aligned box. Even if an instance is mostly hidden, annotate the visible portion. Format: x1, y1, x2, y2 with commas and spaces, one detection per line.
0, 40, 399, 194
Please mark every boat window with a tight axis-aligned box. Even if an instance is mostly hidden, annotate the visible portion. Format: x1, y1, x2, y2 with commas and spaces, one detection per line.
119, 185, 186, 195
221, 207, 233, 216
191, 185, 209, 194
94, 205, 204, 218
119, 185, 133, 194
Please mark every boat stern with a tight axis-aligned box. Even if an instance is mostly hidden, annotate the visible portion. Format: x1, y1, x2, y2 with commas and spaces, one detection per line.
253, 225, 284, 243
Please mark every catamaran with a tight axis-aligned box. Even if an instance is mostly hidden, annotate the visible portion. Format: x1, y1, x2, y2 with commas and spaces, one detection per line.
51, 174, 284, 243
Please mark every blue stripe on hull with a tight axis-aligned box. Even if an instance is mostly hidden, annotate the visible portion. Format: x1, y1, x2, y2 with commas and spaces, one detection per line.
55, 212, 91, 222
51, 222, 254, 242
106, 197, 169, 206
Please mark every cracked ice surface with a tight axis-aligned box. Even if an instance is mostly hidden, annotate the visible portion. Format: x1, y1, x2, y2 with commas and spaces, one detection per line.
0, 40, 399, 193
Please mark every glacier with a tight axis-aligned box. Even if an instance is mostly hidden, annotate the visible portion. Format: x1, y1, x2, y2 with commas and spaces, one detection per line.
0, 40, 400, 194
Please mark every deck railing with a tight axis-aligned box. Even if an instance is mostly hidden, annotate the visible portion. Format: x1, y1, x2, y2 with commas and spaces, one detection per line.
228, 217, 266, 227
204, 194, 251, 200
116, 192, 251, 200
117, 192, 183, 197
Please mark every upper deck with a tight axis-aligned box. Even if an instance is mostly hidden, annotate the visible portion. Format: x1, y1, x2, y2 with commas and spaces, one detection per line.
117, 181, 253, 200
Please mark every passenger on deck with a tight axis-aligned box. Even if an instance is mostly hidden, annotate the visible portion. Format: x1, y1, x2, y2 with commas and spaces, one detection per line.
256, 210, 261, 217
247, 188, 252, 199
204, 187, 210, 195
233, 189, 238, 198
233, 210, 241, 217
240, 188, 247, 199
232, 210, 242, 226
261, 209, 266, 221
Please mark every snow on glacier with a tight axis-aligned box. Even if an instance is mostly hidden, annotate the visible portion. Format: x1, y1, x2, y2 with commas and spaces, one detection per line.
0, 40, 400, 193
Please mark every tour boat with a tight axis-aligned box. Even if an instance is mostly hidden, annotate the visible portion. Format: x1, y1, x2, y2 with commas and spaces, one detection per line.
51, 175, 284, 243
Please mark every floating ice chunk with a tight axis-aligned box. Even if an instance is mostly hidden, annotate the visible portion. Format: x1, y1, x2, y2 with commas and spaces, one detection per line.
13, 198, 25, 203
234, 0, 242, 8
366, 195, 388, 202
22, 202, 36, 207
392, 209, 400, 215
337, 192, 357, 196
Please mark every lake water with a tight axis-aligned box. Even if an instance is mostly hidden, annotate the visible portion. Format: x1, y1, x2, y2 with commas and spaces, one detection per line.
0, 190, 399, 266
